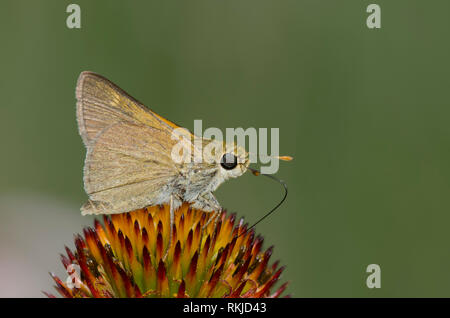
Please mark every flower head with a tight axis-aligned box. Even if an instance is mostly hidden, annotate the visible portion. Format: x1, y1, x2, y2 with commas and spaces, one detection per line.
46, 204, 288, 298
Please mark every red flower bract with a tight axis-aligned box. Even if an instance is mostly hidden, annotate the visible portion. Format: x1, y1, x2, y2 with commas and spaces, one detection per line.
46, 203, 288, 298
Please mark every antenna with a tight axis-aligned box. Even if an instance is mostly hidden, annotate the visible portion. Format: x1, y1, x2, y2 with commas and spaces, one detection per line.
237, 167, 288, 238
247, 153, 294, 162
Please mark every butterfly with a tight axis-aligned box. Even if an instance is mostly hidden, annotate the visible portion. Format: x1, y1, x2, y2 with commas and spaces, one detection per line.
77, 71, 251, 228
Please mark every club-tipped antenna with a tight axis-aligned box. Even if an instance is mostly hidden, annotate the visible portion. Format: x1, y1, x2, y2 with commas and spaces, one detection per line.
237, 167, 288, 238
247, 153, 294, 162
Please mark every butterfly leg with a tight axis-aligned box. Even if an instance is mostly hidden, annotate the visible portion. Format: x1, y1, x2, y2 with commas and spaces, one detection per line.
191, 192, 221, 229
191, 192, 221, 213
191, 192, 222, 252
163, 195, 175, 261
203, 209, 221, 230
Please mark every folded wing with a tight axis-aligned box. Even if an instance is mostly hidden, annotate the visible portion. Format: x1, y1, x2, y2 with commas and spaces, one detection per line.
76, 71, 180, 146
76, 71, 187, 215
83, 122, 180, 214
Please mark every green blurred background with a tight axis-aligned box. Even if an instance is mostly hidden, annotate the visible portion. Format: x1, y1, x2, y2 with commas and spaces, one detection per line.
1, 0, 450, 297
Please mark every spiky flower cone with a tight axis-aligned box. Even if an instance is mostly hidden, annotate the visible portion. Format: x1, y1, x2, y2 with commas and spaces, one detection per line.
46, 204, 288, 298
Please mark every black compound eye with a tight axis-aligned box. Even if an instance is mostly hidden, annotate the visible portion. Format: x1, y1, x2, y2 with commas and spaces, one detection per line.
220, 153, 238, 170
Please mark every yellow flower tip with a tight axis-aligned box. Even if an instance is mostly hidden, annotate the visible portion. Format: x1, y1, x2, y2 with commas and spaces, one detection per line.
47, 203, 288, 298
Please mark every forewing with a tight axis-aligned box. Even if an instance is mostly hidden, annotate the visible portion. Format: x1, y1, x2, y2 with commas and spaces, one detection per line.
84, 122, 180, 214
76, 71, 181, 146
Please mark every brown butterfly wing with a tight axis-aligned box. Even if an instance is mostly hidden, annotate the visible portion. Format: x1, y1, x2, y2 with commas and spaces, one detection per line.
76, 71, 179, 146
83, 122, 180, 214
76, 72, 186, 215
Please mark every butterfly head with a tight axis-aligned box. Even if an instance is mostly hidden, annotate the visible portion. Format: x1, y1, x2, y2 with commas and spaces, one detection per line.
217, 142, 250, 180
